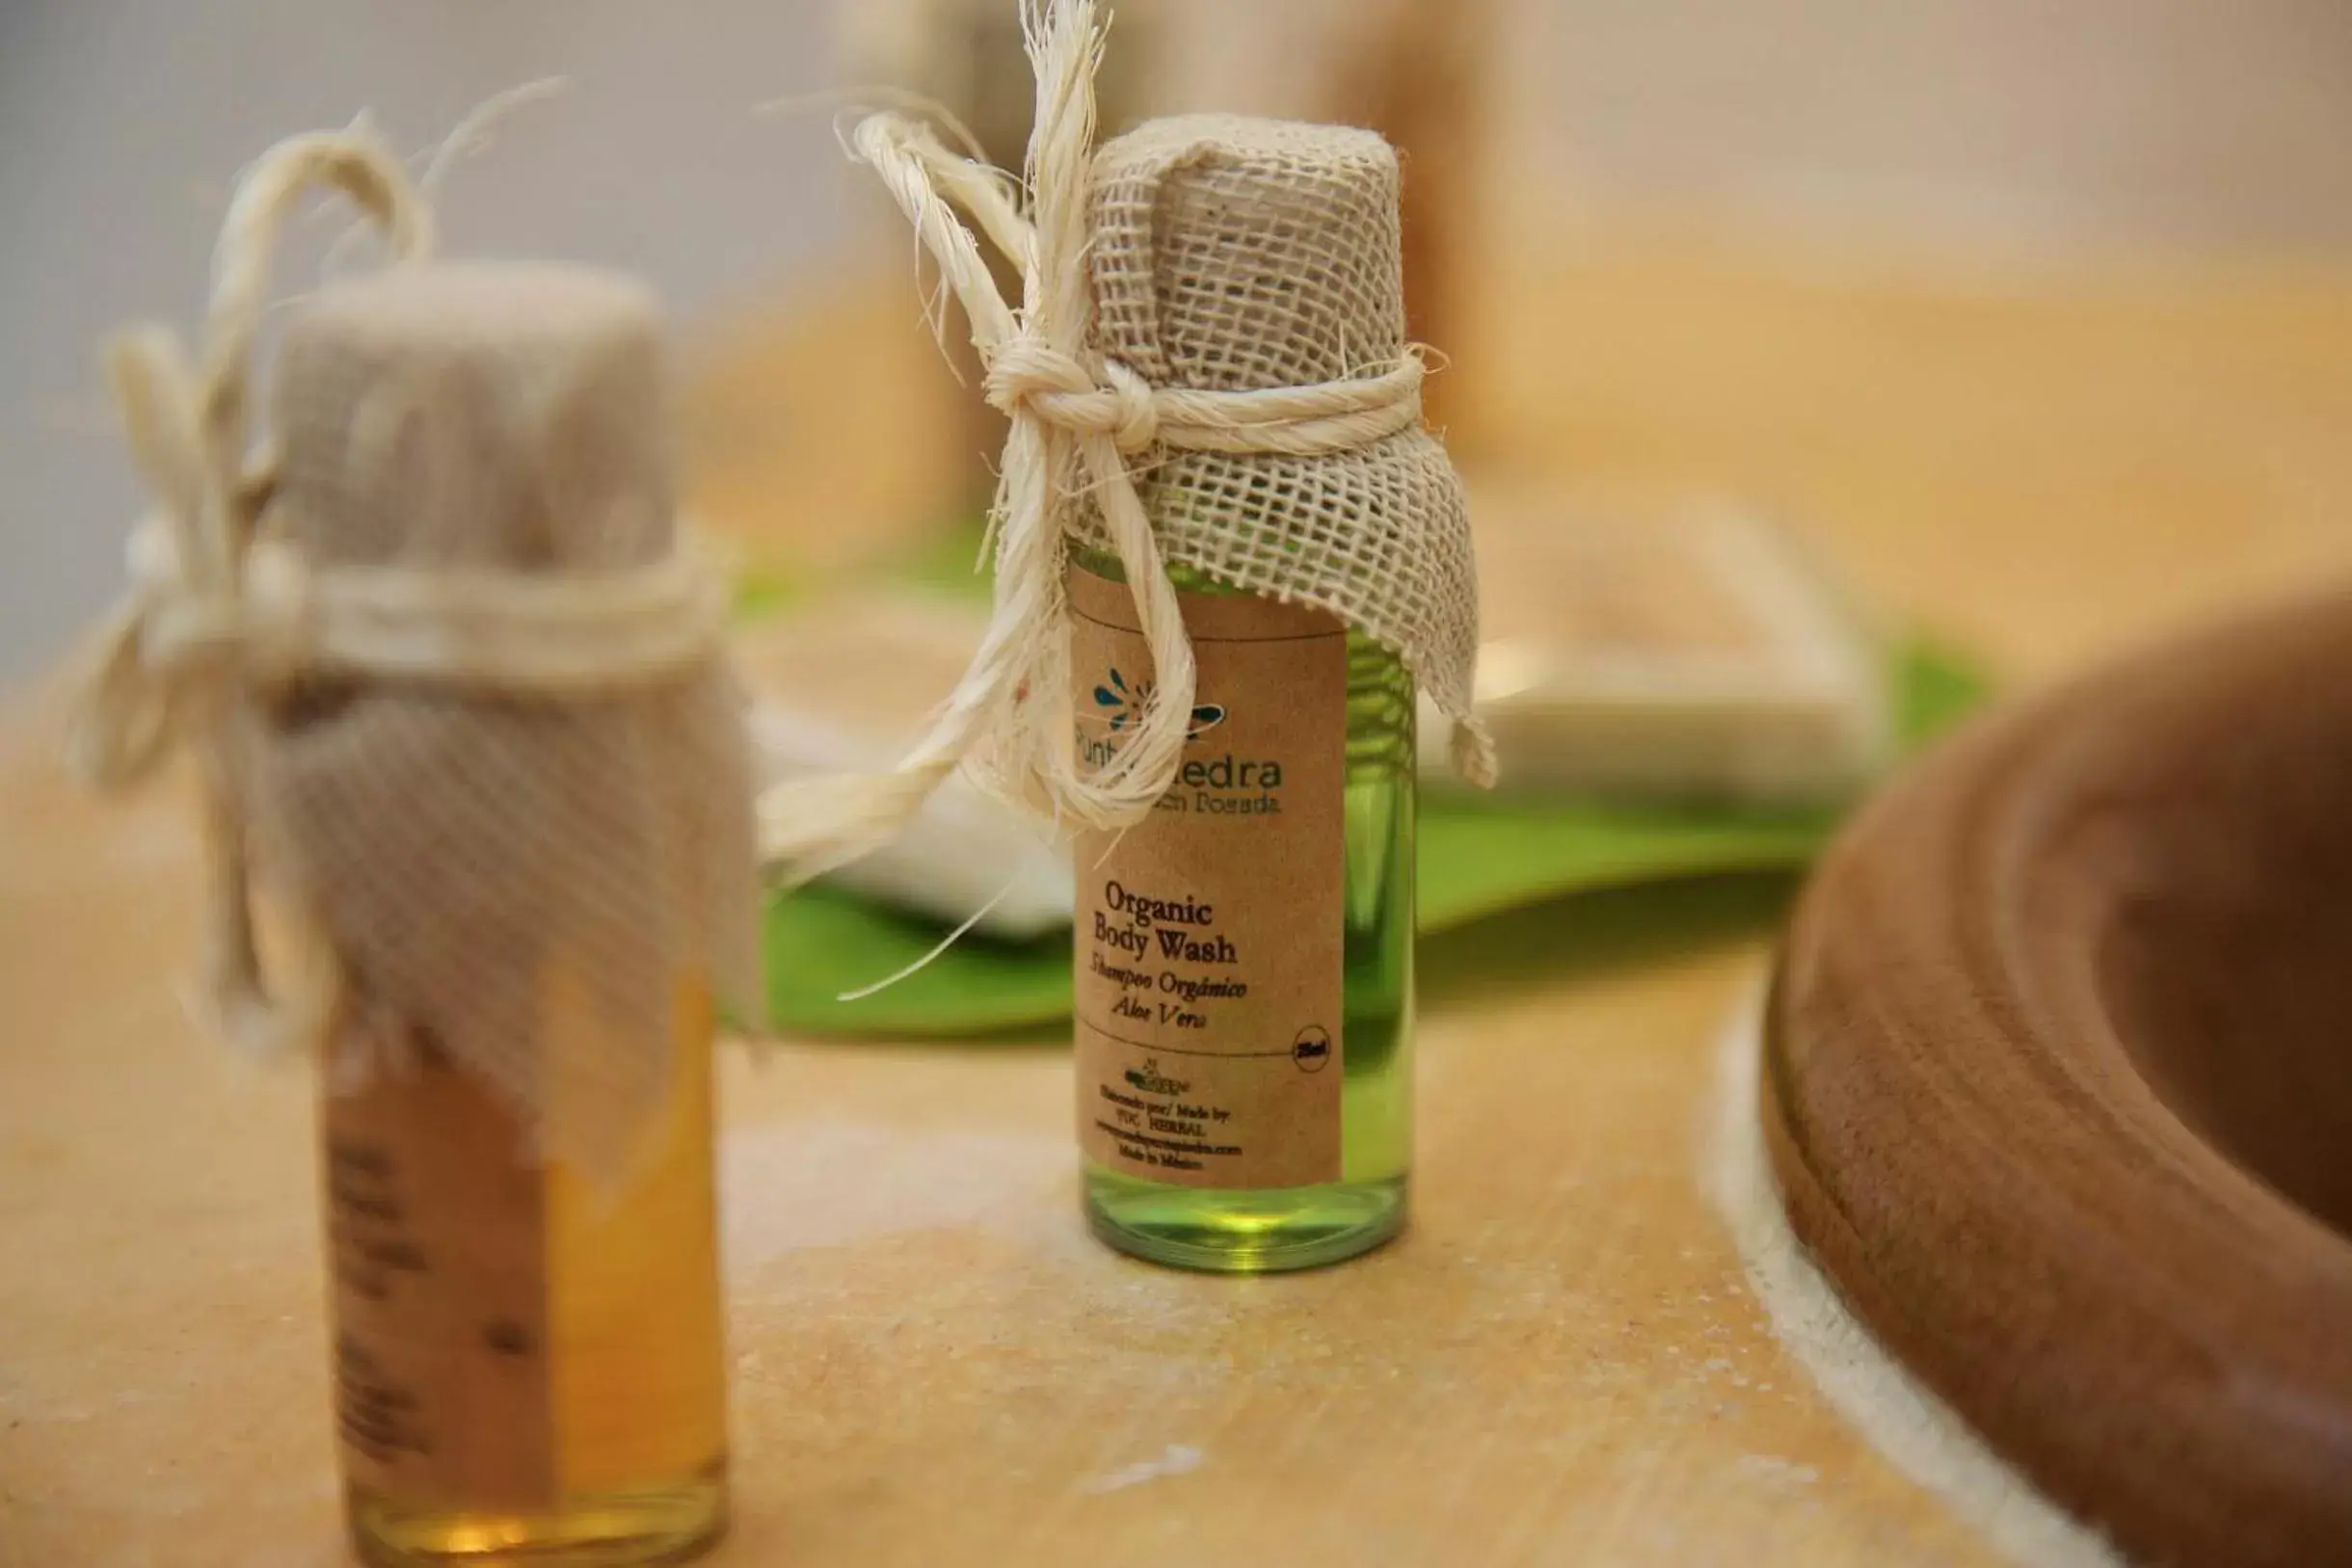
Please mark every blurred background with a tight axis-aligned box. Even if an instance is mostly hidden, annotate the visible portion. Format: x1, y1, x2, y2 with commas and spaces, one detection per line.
8, 0, 2352, 680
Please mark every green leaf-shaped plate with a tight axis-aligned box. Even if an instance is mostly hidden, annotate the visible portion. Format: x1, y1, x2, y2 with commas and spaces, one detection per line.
761, 640, 1987, 1037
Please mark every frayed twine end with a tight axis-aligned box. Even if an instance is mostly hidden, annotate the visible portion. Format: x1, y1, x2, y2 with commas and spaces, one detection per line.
1452, 715, 1498, 789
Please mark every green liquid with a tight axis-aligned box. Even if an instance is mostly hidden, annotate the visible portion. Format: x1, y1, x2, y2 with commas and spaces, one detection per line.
1080, 557, 1416, 1272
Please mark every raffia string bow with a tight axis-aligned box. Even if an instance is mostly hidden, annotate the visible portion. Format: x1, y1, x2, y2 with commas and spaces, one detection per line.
757, 0, 1477, 881
66, 129, 732, 1062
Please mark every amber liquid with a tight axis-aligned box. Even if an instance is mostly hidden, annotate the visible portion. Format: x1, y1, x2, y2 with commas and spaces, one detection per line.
328, 984, 727, 1567
1077, 555, 1418, 1271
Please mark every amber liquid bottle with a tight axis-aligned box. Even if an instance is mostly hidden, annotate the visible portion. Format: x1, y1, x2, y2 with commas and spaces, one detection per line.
263, 262, 738, 1567
328, 984, 727, 1567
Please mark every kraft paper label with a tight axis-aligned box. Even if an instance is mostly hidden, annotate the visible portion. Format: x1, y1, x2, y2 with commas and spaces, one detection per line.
1069, 565, 1347, 1189
325, 1032, 556, 1508
324, 979, 726, 1509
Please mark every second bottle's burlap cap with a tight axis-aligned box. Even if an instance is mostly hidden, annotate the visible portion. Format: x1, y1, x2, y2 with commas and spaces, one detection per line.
1085, 114, 1483, 750
752, 5, 1492, 881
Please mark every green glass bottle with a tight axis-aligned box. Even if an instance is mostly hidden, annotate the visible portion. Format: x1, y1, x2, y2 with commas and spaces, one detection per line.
1071, 553, 1416, 1271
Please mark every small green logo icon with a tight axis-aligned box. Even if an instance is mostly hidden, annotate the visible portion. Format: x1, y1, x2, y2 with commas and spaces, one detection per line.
1125, 1057, 1190, 1097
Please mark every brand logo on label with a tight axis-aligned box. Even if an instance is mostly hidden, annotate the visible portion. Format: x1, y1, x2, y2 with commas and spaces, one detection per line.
1082, 667, 1228, 769
1078, 666, 1285, 801
1125, 1057, 1190, 1097
1292, 1026, 1332, 1073
1092, 666, 1225, 735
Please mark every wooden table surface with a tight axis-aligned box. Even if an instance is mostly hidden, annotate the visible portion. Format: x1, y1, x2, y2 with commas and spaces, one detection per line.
10, 230, 2352, 1568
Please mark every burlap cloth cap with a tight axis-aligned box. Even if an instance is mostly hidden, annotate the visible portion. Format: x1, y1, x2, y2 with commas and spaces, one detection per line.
1080, 114, 1482, 742
752, 52, 1492, 878
253, 262, 759, 1167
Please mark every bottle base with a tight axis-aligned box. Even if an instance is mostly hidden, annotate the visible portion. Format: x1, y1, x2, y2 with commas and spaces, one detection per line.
1083, 1165, 1406, 1273
347, 1465, 726, 1568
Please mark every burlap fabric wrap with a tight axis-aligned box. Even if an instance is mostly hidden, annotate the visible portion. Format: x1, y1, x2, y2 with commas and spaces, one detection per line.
1080, 114, 1481, 736
761, 0, 1489, 879
261, 266, 758, 1168
67, 132, 754, 1175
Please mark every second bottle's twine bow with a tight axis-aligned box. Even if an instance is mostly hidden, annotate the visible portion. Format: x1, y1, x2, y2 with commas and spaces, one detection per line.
759, 0, 1491, 885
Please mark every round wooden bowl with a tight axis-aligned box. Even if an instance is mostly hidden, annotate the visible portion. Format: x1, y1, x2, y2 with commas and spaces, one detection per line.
1767, 592, 2352, 1568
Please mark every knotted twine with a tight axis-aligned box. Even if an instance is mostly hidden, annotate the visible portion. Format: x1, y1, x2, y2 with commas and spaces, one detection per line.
760, 0, 1492, 881
66, 129, 752, 1171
